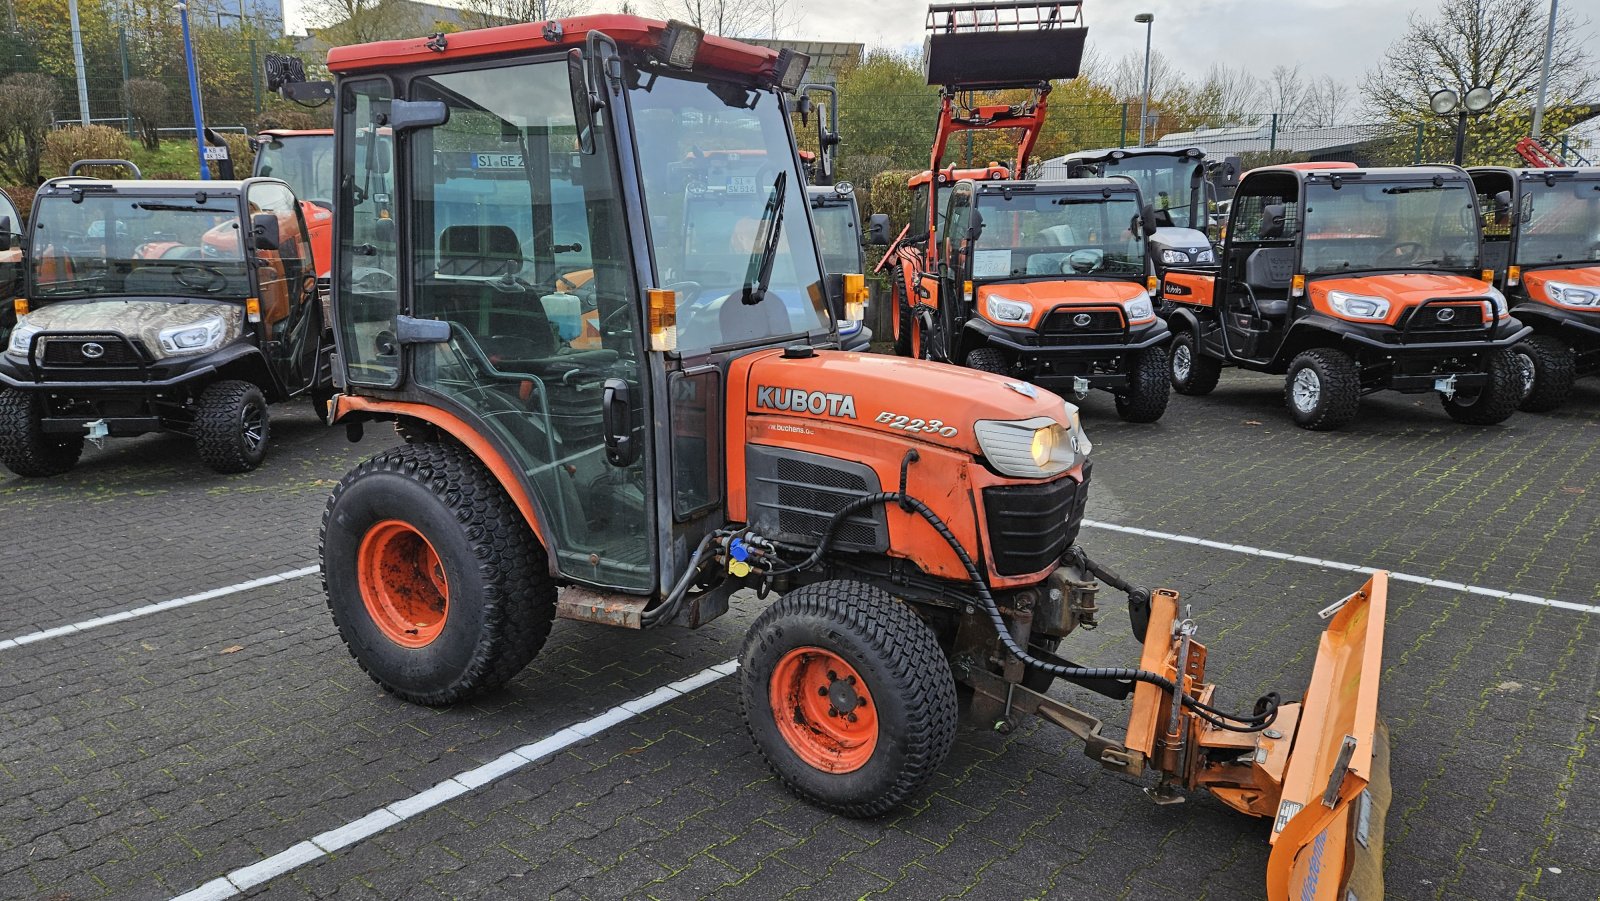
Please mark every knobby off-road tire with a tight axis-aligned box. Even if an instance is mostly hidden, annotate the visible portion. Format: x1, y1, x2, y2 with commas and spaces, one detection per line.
320, 442, 556, 705
194, 379, 271, 473
892, 268, 914, 357
965, 346, 1009, 374
1442, 347, 1521, 425
741, 580, 959, 817
1514, 334, 1576, 413
1115, 345, 1171, 423
1285, 348, 1361, 431
1168, 330, 1221, 396
0, 389, 83, 477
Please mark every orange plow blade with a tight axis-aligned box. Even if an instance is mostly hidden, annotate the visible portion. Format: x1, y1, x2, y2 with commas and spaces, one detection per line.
1266, 571, 1390, 901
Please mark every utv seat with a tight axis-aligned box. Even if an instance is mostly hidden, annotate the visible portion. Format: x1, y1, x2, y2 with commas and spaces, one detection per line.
1243, 247, 1296, 318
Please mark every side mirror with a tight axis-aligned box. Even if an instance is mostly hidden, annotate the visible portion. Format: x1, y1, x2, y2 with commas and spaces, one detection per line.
966, 209, 984, 242
387, 99, 449, 132
567, 49, 597, 155
1140, 205, 1160, 237
1260, 202, 1287, 238
867, 213, 891, 245
252, 212, 281, 251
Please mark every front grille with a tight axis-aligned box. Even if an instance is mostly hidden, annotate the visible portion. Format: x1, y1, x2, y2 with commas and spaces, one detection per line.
38, 335, 145, 367
983, 463, 1090, 576
1398, 302, 1488, 342
1040, 308, 1125, 347
746, 447, 887, 552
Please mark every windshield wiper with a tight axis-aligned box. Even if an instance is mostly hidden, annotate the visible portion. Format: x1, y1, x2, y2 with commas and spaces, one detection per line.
740, 171, 787, 306
133, 202, 230, 213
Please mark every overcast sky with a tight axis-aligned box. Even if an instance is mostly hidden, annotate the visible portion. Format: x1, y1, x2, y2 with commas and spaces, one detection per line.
283, 0, 1448, 88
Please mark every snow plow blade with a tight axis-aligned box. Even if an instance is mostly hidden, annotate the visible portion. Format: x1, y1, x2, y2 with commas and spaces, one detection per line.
1266, 572, 1390, 901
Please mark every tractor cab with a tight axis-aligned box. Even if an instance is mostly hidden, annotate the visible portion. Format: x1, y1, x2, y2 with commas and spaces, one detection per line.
0, 174, 331, 475
1162, 163, 1530, 428
0, 188, 23, 330
1469, 165, 1600, 410
1043, 146, 1217, 276
807, 181, 870, 349
253, 129, 339, 288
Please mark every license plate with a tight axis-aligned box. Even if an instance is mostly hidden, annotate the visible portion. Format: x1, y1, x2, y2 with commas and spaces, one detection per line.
727, 176, 757, 195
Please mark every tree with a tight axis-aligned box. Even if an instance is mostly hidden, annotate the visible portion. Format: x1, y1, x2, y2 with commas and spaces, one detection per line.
457, 0, 582, 30
125, 77, 169, 150
0, 73, 62, 184
653, 0, 793, 38
301, 0, 425, 47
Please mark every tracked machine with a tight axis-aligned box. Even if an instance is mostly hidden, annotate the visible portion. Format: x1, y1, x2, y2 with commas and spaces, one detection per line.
298, 12, 1390, 899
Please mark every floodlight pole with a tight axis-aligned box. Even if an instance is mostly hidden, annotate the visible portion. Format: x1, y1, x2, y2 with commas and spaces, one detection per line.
176, 2, 211, 180
1453, 111, 1468, 165
1136, 13, 1154, 147
1530, 0, 1559, 139
68, 0, 91, 124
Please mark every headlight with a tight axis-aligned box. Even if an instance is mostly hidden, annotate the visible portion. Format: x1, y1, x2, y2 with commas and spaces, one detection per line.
1546, 281, 1600, 307
158, 317, 226, 355
1124, 293, 1155, 324
986, 294, 1032, 324
974, 415, 1081, 478
1161, 249, 1189, 264
1326, 290, 1391, 320
1483, 285, 1508, 318
6, 323, 40, 358
1193, 248, 1215, 264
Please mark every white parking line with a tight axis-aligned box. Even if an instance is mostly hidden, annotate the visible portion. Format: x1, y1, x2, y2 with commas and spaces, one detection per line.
0, 566, 320, 653
168, 659, 739, 901
1081, 519, 1600, 616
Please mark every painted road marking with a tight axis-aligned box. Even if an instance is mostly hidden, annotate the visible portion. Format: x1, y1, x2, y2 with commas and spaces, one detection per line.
1081, 520, 1600, 616
0, 566, 320, 652
167, 659, 740, 901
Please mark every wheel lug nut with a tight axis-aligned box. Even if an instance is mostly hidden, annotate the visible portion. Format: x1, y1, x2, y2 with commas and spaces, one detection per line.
827, 670, 838, 681
818, 686, 829, 696
827, 708, 838, 717
847, 675, 857, 685
847, 713, 857, 723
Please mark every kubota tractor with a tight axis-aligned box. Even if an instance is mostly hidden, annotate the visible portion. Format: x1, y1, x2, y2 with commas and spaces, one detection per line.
884, 2, 1170, 421
1162, 162, 1530, 429
309, 14, 1389, 900
252, 129, 336, 293
794, 83, 870, 351
1470, 165, 1600, 411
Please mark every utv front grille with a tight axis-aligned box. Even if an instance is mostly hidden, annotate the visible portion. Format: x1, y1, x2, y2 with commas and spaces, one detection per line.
983, 463, 1090, 576
1040, 307, 1126, 347
1397, 301, 1489, 342
38, 335, 146, 367
746, 446, 887, 552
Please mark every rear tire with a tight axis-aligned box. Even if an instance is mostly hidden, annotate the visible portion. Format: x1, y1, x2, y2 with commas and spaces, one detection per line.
892, 268, 913, 357
320, 442, 556, 705
965, 346, 1009, 374
1285, 348, 1360, 431
1442, 348, 1521, 425
1115, 345, 1170, 423
1169, 331, 1221, 396
1515, 334, 1576, 413
0, 389, 82, 477
741, 580, 958, 818
194, 380, 270, 473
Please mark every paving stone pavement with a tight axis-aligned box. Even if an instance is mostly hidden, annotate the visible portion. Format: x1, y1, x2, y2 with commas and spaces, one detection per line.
1, 374, 1597, 901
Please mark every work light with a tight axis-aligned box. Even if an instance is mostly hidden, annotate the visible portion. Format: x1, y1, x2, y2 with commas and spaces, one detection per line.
773, 48, 810, 93
656, 20, 703, 70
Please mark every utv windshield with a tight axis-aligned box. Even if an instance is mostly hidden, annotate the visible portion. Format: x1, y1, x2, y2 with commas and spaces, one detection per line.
812, 201, 861, 276
1516, 177, 1600, 267
1100, 156, 1202, 229
254, 134, 335, 205
630, 76, 829, 355
971, 191, 1145, 279
29, 194, 249, 301
1301, 181, 1480, 275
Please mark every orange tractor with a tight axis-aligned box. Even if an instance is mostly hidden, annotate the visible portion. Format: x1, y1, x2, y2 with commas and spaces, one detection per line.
252, 129, 336, 292
881, 2, 1170, 420
306, 12, 1389, 899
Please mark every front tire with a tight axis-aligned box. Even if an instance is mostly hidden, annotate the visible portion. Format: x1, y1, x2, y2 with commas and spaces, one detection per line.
741, 580, 958, 818
1285, 348, 1361, 430
194, 380, 270, 473
965, 346, 1009, 374
1115, 345, 1170, 423
1515, 334, 1576, 413
892, 268, 913, 357
0, 389, 83, 477
320, 442, 556, 705
1442, 348, 1521, 425
1169, 331, 1221, 396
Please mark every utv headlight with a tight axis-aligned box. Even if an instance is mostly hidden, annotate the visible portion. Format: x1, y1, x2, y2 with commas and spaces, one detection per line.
1483, 285, 1508, 318
158, 317, 227, 355
1192, 248, 1215, 264
1124, 293, 1156, 324
985, 294, 1032, 324
1326, 290, 1390, 320
1161, 249, 1189, 264
1546, 281, 1600, 308
974, 415, 1080, 478
6, 323, 40, 358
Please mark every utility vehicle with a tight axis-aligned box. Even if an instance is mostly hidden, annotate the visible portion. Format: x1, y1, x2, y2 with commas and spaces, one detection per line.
1162, 163, 1529, 429
795, 83, 870, 351
0, 188, 23, 334
303, 11, 1388, 900
0, 170, 331, 475
252, 128, 337, 289
1470, 166, 1600, 411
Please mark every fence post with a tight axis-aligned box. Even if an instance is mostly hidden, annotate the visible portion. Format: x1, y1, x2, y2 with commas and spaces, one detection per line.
1269, 113, 1278, 152
118, 26, 133, 137
1118, 103, 1128, 148
1413, 123, 1424, 164
250, 39, 261, 116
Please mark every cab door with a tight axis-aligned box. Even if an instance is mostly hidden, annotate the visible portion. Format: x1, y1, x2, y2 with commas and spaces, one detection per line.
0, 189, 23, 332
247, 180, 322, 391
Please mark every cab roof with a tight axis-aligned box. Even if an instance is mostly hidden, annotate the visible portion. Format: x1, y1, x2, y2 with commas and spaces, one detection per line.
39, 178, 250, 195
973, 176, 1138, 194
908, 164, 1011, 188
1056, 146, 1205, 163
327, 14, 782, 80
257, 129, 332, 138
1248, 163, 1465, 182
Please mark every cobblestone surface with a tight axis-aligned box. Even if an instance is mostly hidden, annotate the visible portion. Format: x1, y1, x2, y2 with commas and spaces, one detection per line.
1, 374, 1597, 901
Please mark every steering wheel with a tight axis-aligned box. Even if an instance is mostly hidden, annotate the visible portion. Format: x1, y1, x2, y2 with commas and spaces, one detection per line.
174, 264, 229, 293
1062, 249, 1104, 275
354, 270, 396, 292
1389, 241, 1424, 264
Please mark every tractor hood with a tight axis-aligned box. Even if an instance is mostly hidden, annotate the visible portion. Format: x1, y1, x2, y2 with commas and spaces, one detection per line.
742, 349, 1087, 459
15, 299, 245, 360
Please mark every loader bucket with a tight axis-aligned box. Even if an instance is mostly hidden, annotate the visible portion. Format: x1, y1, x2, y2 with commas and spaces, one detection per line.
1266, 572, 1390, 901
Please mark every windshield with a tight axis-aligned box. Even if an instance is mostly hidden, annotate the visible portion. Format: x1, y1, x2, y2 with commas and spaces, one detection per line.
1517, 177, 1600, 267
1100, 156, 1201, 229
971, 191, 1145, 279
632, 76, 828, 355
29, 194, 248, 300
812, 201, 861, 275
1302, 181, 1479, 275
255, 135, 335, 205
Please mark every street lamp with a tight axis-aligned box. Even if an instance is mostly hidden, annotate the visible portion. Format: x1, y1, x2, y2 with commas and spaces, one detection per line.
1430, 86, 1492, 166
175, 2, 210, 180
1135, 12, 1154, 147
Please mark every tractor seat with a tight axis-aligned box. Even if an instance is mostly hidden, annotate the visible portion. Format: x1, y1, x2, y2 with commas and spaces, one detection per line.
437, 224, 524, 278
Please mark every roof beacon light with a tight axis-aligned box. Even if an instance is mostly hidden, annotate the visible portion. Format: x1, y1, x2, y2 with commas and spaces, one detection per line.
656, 20, 704, 70
774, 48, 810, 92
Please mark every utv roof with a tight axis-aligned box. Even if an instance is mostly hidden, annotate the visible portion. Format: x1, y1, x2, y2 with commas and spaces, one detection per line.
1056, 146, 1205, 162
38, 178, 251, 194
327, 15, 785, 81
973, 177, 1138, 193
1250, 163, 1466, 180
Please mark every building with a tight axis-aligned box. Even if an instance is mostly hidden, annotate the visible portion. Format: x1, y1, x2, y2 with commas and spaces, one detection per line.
739, 39, 864, 86
1152, 122, 1390, 165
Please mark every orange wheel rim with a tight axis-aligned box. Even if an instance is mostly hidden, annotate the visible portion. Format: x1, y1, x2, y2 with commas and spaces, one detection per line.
769, 647, 879, 774
357, 519, 449, 648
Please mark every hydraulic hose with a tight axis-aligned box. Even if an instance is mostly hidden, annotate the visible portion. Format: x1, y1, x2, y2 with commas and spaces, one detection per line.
640, 529, 723, 628
771, 490, 1280, 733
